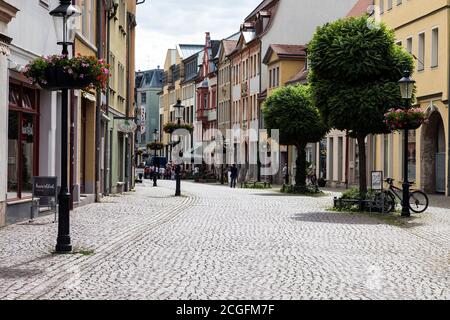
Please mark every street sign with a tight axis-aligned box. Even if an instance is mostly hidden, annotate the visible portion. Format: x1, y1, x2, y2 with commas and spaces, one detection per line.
371, 171, 383, 191
118, 120, 137, 133
140, 106, 146, 134
32, 176, 57, 197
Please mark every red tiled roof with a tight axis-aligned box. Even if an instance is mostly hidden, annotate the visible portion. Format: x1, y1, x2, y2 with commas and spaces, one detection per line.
270, 44, 307, 57
285, 69, 309, 85
263, 44, 306, 64
347, 0, 373, 17
222, 40, 238, 57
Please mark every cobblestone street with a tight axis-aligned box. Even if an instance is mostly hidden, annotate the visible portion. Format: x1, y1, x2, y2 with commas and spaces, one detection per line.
0, 180, 449, 300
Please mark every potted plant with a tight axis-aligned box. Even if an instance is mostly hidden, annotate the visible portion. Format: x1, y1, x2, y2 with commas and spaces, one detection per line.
147, 142, 164, 151
163, 122, 194, 134
384, 108, 426, 130
23, 54, 110, 91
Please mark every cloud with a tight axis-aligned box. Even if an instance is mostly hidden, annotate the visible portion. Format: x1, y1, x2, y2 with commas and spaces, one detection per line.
135, 0, 262, 71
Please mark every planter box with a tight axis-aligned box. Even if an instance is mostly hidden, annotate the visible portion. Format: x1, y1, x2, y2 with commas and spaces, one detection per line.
40, 66, 93, 91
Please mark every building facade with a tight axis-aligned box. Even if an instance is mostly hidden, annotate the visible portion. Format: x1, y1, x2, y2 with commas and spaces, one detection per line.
262, 44, 308, 184
229, 27, 262, 182
5, 0, 61, 225
252, 0, 358, 184
0, 0, 18, 227
217, 38, 238, 142
374, 0, 449, 195
196, 33, 220, 172
104, 0, 137, 195
72, 0, 99, 205
160, 44, 203, 161
135, 68, 163, 151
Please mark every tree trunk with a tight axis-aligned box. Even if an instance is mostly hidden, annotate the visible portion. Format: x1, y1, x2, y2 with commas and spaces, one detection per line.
356, 134, 368, 197
295, 144, 307, 187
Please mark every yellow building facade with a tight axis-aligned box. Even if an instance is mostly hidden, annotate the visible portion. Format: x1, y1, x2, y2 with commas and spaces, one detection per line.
108, 0, 131, 193
160, 48, 181, 151
373, 0, 449, 195
262, 44, 308, 184
160, 45, 203, 158
73, 0, 98, 201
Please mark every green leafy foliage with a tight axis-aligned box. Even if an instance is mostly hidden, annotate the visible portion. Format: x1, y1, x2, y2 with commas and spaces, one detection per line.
308, 16, 414, 194
263, 85, 328, 146
163, 122, 194, 134
263, 85, 328, 187
308, 16, 414, 137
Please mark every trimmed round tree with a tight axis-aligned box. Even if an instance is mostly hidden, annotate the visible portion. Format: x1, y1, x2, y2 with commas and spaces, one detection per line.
308, 16, 414, 195
263, 85, 328, 187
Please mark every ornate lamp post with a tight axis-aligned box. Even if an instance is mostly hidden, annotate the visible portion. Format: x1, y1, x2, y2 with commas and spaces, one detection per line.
152, 128, 159, 187
398, 71, 416, 217
50, 0, 81, 253
173, 99, 185, 196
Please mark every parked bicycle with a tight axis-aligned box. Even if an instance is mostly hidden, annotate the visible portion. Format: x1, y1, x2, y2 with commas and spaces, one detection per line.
374, 178, 429, 213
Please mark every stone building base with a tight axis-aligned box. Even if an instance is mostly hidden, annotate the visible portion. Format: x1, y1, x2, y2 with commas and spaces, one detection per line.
0, 202, 5, 227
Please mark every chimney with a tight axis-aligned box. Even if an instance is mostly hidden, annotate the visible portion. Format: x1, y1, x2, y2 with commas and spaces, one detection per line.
205, 32, 211, 48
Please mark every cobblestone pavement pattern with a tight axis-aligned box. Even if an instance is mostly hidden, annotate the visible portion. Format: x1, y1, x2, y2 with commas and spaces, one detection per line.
0, 180, 448, 300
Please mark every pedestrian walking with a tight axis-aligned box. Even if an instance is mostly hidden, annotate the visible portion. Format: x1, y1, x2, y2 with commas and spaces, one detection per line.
282, 163, 289, 185
230, 164, 238, 188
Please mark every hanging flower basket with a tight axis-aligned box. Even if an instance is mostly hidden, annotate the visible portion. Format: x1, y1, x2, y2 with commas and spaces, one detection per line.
163, 122, 194, 134
23, 54, 110, 91
384, 108, 426, 130
147, 142, 164, 151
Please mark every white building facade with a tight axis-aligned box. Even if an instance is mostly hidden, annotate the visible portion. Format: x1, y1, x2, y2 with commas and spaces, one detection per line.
3, 0, 61, 225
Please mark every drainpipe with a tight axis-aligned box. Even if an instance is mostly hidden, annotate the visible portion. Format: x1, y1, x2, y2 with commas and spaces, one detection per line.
126, 12, 137, 191
345, 130, 350, 189
70, 42, 76, 210
257, 40, 262, 182
104, 2, 118, 196
95, 0, 104, 202
448, 8, 450, 197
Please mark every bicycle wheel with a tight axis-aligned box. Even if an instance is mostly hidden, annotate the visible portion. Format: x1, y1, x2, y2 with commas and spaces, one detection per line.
409, 191, 429, 213
374, 191, 396, 213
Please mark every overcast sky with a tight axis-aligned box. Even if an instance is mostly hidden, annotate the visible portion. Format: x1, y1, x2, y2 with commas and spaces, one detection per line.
135, 0, 262, 71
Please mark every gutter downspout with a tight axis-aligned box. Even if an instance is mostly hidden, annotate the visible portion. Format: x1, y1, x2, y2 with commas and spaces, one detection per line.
126, 12, 137, 191
448, 6, 450, 196
105, 2, 118, 196
257, 40, 262, 182
95, 0, 104, 202
70, 42, 76, 210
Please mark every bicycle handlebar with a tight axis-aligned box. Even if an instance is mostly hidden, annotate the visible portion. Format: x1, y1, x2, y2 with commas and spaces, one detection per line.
385, 178, 414, 186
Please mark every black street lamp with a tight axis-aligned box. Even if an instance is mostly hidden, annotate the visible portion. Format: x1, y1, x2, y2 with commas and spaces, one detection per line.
50, 0, 81, 253
398, 71, 416, 217
153, 128, 159, 187
221, 137, 226, 185
173, 99, 185, 196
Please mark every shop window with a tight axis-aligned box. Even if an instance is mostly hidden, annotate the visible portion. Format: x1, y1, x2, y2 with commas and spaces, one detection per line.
7, 111, 19, 199
7, 82, 38, 200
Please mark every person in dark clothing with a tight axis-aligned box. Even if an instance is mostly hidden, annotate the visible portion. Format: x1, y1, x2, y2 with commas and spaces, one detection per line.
230, 164, 238, 188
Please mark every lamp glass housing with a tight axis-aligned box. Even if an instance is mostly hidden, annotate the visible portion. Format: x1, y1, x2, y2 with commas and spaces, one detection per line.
52, 4, 81, 44
174, 100, 184, 120
399, 74, 415, 100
